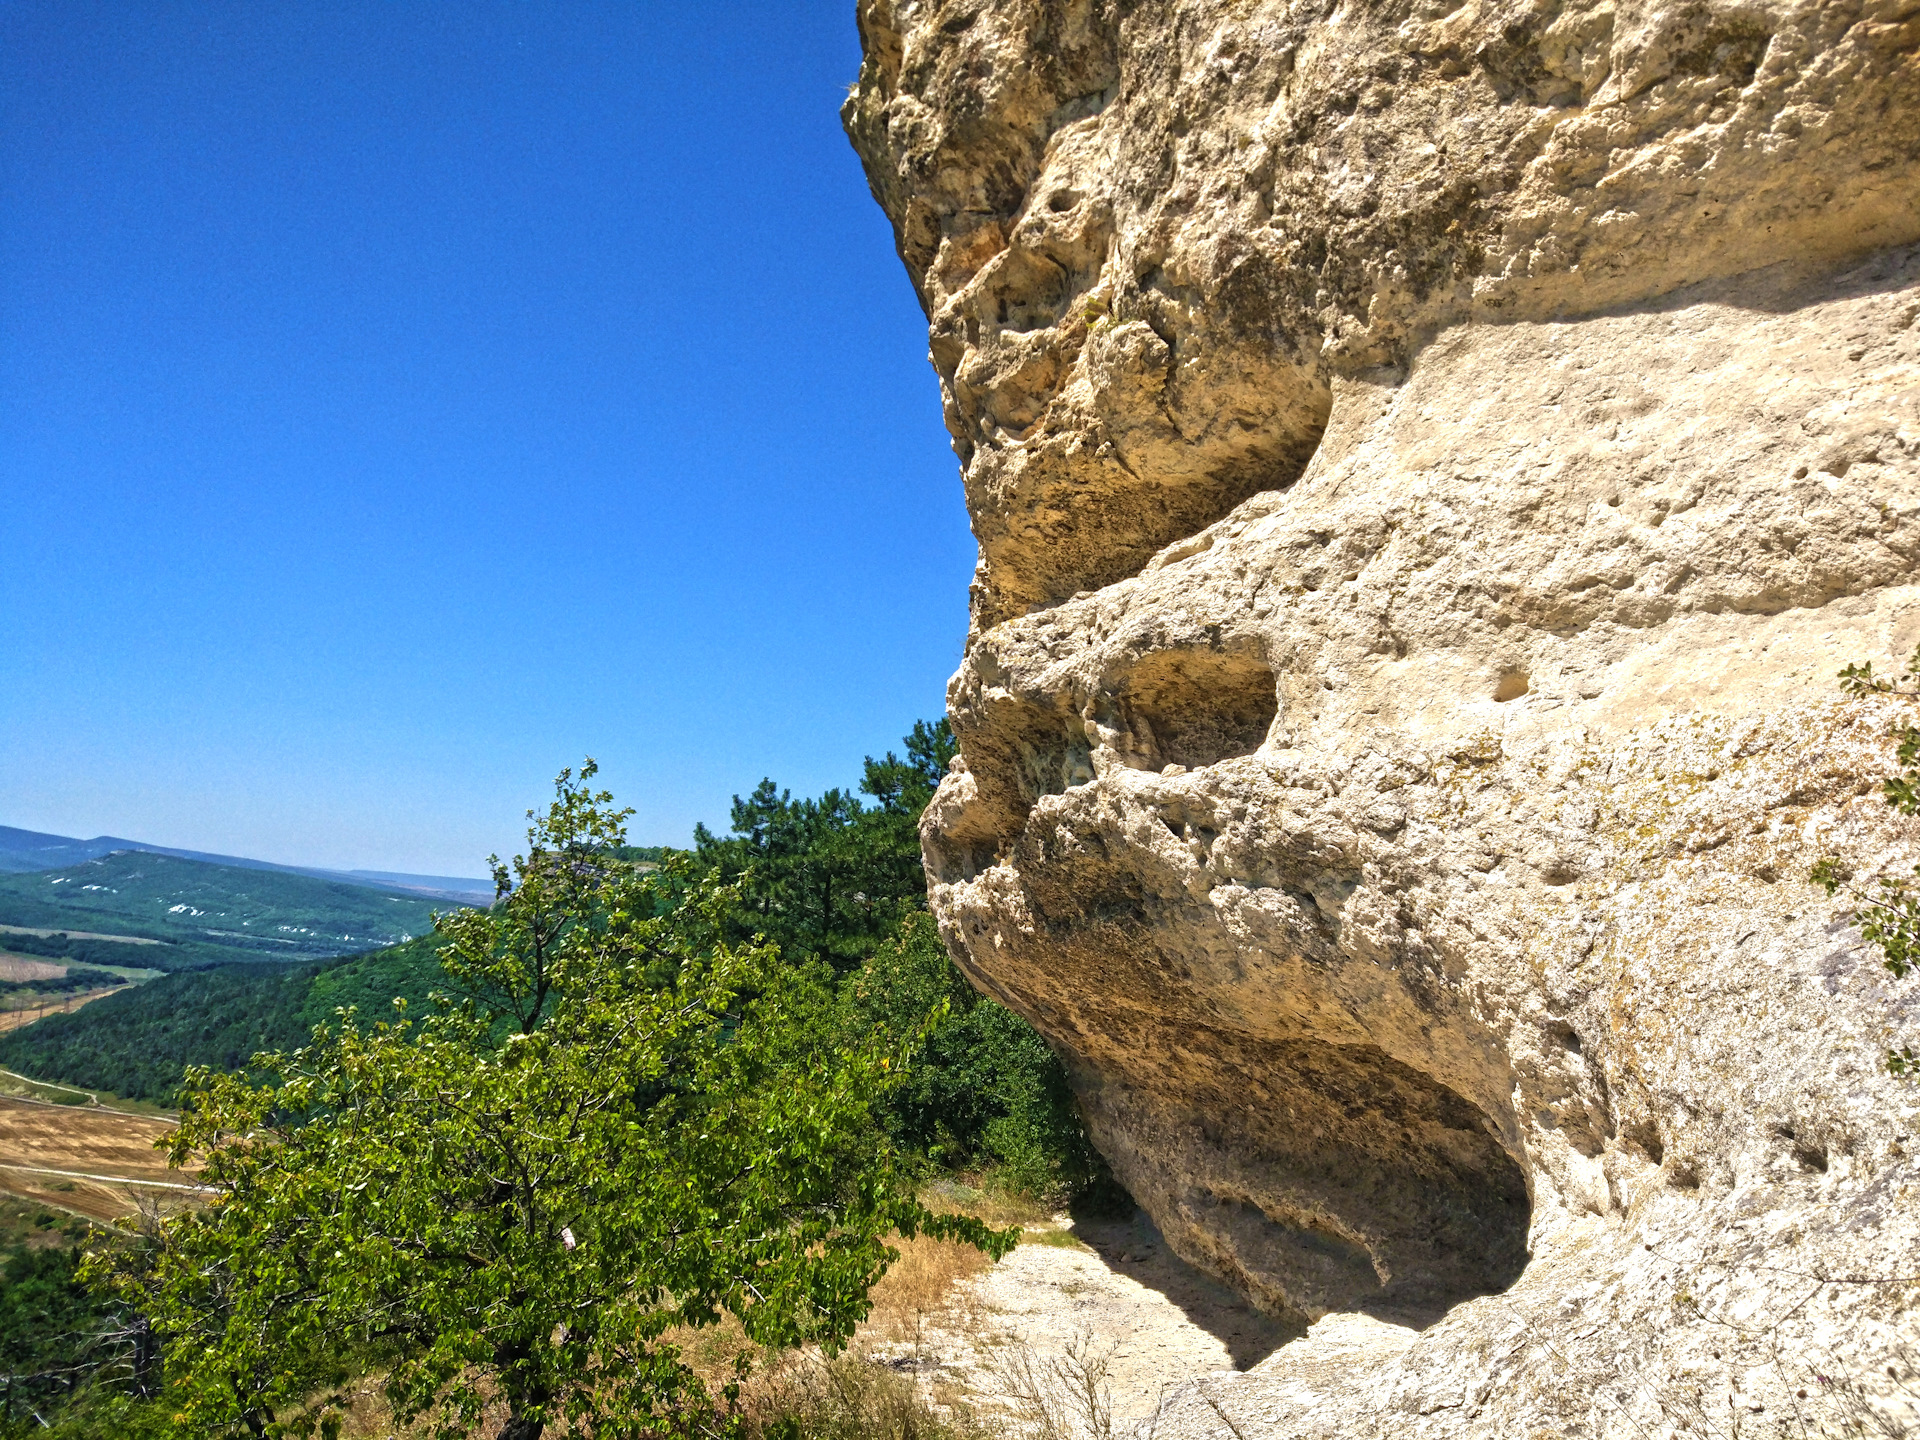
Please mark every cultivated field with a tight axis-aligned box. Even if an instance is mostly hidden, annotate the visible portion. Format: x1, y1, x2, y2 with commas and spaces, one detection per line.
0, 923, 163, 945
0, 1092, 195, 1224
0, 987, 125, 1033
0, 955, 68, 982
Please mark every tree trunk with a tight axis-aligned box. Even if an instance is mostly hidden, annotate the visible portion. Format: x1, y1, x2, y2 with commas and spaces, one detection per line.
495, 1386, 548, 1440
491, 1334, 548, 1440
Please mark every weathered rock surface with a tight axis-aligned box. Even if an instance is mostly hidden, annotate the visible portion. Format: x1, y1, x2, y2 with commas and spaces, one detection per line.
846, 0, 1920, 1431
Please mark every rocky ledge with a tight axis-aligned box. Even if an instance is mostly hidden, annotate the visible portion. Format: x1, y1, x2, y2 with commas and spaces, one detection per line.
846, 0, 1920, 1432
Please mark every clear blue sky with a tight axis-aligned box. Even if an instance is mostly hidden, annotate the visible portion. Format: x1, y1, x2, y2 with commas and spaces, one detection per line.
0, 1, 973, 878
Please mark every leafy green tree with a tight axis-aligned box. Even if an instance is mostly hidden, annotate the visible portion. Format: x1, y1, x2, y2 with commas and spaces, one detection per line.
691, 719, 1119, 1202
103, 765, 1011, 1440
1813, 645, 1920, 1073
694, 721, 956, 970
843, 914, 1108, 1199
0, 1240, 160, 1439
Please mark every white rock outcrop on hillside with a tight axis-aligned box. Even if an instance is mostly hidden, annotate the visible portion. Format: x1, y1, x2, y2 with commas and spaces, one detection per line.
846, 0, 1920, 1431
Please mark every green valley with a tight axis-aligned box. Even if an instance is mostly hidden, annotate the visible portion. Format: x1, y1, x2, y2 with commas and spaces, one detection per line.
0, 935, 449, 1103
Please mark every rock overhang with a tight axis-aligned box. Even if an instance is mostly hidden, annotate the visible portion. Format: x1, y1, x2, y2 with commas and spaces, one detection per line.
851, 0, 1920, 1428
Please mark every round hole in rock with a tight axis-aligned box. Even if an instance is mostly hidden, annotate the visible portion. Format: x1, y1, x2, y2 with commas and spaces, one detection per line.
1493, 672, 1530, 702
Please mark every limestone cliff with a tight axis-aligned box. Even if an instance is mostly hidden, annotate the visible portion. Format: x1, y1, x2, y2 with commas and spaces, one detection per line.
845, 0, 1920, 1431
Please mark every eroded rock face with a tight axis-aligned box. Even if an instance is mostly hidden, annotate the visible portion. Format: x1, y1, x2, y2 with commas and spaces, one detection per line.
847, 0, 1920, 1429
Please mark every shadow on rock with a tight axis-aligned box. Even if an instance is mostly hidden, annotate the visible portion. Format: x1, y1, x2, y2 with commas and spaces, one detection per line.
1067, 1207, 1305, 1370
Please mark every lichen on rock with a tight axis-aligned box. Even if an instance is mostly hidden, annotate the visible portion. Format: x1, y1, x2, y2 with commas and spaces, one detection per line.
846, 0, 1920, 1430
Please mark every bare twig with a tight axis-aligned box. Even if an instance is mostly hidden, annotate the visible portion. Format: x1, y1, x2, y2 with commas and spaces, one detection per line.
1198, 1380, 1250, 1440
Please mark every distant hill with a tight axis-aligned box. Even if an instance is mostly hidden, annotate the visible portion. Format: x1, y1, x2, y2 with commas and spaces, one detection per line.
0, 851, 457, 966
0, 934, 451, 1102
0, 824, 491, 906
334, 868, 498, 902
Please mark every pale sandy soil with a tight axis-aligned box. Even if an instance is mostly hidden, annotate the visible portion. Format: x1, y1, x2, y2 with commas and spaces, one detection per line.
870, 1209, 1302, 1434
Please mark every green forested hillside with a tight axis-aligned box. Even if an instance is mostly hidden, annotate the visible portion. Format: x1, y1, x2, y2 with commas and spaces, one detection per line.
0, 964, 320, 1101
0, 851, 449, 964
0, 935, 448, 1102
0, 926, 253, 974
296, 933, 449, 1025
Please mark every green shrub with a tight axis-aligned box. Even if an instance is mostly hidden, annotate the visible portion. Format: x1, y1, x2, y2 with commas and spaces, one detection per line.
844, 913, 1112, 1204
100, 768, 1015, 1440
1813, 645, 1920, 1075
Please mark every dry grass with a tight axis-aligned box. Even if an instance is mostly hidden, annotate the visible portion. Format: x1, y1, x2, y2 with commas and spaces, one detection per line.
0, 1094, 192, 1223
739, 1331, 1120, 1440
860, 1175, 1072, 1343
282, 1377, 425, 1439
0, 955, 67, 982
670, 1179, 1088, 1436
0, 1094, 178, 1177
740, 1351, 993, 1440
992, 1332, 1117, 1440
864, 1233, 996, 1342
919, 1175, 1056, 1230
668, 1311, 764, 1397
0, 987, 122, 1030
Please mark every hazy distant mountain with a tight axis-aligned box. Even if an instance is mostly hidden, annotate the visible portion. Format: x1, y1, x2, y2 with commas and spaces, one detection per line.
0, 825, 491, 905
0, 826, 121, 873
339, 869, 499, 903
0, 850, 453, 964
